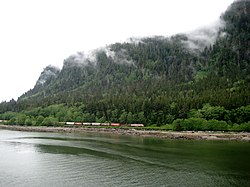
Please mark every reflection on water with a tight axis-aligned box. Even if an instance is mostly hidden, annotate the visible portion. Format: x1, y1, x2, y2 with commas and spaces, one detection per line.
0, 129, 250, 187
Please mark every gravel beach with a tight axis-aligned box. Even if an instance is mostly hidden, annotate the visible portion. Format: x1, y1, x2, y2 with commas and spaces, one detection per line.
1, 124, 250, 141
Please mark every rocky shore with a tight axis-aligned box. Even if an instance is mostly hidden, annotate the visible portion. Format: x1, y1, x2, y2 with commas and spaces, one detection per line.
1, 124, 250, 141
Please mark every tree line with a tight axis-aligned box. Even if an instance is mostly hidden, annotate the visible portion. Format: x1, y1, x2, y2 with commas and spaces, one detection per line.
1, 103, 249, 131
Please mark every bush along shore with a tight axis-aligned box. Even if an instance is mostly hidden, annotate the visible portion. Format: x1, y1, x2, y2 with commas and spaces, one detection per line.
1, 124, 250, 142
0, 104, 250, 132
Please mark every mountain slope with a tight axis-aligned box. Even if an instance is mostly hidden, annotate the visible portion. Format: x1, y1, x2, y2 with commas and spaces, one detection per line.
1, 0, 249, 126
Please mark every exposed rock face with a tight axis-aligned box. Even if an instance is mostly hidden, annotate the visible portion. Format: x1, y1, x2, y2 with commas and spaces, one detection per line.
36, 65, 60, 86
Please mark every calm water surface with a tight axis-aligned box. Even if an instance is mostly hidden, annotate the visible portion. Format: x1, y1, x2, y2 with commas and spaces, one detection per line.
0, 129, 249, 187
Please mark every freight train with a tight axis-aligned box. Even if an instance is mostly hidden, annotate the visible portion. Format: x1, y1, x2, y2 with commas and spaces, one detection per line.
64, 122, 144, 127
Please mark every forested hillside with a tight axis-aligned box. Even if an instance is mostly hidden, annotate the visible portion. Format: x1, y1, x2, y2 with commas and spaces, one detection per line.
0, 0, 249, 130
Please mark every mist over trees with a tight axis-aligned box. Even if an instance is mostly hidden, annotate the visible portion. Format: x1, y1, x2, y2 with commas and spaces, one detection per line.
0, 0, 249, 131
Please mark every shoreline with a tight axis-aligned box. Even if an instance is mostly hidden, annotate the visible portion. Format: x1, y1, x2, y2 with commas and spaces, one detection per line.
1, 124, 250, 141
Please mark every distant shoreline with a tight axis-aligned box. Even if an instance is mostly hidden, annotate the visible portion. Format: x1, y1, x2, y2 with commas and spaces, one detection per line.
1, 124, 250, 141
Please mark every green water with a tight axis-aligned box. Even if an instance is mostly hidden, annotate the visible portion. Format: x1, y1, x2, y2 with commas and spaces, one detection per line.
0, 129, 249, 187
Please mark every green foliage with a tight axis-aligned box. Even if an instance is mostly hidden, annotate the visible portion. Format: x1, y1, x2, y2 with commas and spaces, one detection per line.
202, 120, 228, 131
41, 117, 58, 126
240, 121, 250, 132
194, 71, 208, 82
172, 119, 183, 131
228, 121, 250, 132
199, 104, 229, 121
231, 105, 250, 124
0, 111, 17, 120
172, 118, 228, 131
24, 117, 34, 126
36, 115, 45, 126
1, 103, 250, 132
15, 114, 27, 126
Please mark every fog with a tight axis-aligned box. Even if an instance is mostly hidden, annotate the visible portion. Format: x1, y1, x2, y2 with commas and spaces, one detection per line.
183, 19, 226, 51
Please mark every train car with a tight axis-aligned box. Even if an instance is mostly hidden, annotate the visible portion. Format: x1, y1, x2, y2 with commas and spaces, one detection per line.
66, 122, 75, 125
82, 122, 92, 126
92, 123, 101, 126
74, 122, 82, 125
130, 124, 144, 127
111, 123, 120, 126
101, 123, 110, 126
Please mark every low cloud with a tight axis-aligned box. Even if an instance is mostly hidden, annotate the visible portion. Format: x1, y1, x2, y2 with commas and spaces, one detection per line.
63, 51, 97, 67
64, 46, 135, 68
105, 47, 134, 65
183, 19, 226, 51
36, 65, 60, 85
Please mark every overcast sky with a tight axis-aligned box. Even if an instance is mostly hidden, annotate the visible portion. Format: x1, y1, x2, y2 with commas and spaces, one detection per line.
0, 0, 234, 102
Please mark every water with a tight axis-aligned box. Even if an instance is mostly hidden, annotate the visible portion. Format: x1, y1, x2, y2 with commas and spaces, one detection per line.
0, 129, 249, 187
